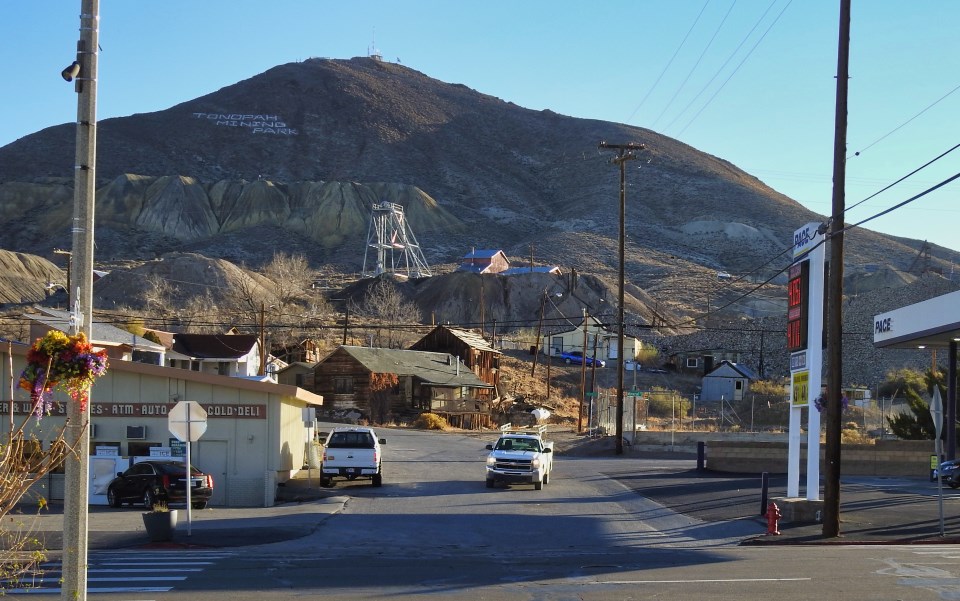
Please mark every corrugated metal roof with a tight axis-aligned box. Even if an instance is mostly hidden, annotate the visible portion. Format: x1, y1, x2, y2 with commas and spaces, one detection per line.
338, 346, 491, 388
442, 327, 499, 354
462, 249, 502, 259
500, 266, 561, 275
28, 308, 166, 352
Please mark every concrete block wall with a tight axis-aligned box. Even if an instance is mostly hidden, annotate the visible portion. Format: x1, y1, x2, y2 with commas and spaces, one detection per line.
705, 439, 935, 477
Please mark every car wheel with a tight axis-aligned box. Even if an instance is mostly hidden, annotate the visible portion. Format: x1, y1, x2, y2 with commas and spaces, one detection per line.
534, 481, 544, 490
372, 471, 383, 487
320, 477, 333, 488
544, 471, 550, 485
485, 478, 495, 488
107, 487, 122, 508
948, 480, 959, 489
142, 489, 156, 510
192, 501, 208, 510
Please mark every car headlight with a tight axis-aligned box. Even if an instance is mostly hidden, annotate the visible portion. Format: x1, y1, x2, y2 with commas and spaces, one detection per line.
532, 458, 541, 469
486, 456, 496, 466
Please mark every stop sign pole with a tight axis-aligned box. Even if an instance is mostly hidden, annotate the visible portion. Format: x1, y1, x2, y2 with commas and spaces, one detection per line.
168, 401, 208, 535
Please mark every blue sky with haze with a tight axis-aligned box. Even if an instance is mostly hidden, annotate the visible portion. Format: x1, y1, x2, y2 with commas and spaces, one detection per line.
6, 1, 959, 255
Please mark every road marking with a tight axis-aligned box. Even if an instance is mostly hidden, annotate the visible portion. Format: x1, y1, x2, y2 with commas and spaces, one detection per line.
592, 577, 811, 584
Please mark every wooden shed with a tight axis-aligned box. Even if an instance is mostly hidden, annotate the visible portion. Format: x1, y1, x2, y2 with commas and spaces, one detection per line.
313, 346, 493, 426
409, 325, 501, 396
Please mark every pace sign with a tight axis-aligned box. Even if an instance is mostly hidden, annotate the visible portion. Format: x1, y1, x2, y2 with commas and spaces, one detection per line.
787, 260, 809, 352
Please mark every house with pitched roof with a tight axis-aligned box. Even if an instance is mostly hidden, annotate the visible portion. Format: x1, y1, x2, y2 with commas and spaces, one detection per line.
541, 314, 645, 362
458, 249, 510, 274
166, 333, 261, 377
409, 325, 501, 395
26, 307, 167, 364
701, 361, 758, 402
313, 346, 493, 425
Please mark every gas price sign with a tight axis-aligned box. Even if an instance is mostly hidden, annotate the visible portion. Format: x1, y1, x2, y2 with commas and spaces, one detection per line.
787, 260, 809, 352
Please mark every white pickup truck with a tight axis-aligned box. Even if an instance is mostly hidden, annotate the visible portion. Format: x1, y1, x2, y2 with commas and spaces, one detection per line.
320, 426, 385, 487
484, 424, 554, 490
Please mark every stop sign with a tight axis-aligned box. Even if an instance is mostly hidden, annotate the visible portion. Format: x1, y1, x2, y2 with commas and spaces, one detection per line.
168, 400, 208, 442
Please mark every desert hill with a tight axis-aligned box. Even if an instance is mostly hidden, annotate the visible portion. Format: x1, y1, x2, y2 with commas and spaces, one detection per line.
0, 54, 958, 384
1, 57, 956, 292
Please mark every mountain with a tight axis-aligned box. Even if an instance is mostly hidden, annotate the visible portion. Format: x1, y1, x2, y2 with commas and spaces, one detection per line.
0, 56, 957, 326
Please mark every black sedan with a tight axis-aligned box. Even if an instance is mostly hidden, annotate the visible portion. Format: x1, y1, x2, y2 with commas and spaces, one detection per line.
107, 460, 213, 509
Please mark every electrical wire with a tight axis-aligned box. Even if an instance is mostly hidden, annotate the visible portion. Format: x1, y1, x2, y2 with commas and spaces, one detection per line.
651, 0, 738, 130
845, 141, 960, 214
847, 81, 960, 160
676, 0, 793, 137
662, 0, 778, 133
625, 0, 711, 125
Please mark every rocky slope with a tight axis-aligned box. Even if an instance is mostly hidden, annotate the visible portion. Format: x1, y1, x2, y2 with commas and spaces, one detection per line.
1, 57, 956, 291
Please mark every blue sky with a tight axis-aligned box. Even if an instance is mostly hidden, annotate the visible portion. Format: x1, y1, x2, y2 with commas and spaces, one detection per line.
6, 1, 960, 254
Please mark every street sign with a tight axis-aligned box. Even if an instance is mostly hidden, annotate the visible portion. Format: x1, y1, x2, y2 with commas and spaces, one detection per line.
168, 400, 208, 442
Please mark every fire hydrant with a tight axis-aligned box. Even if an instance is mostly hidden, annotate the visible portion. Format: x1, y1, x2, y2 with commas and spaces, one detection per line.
766, 501, 782, 535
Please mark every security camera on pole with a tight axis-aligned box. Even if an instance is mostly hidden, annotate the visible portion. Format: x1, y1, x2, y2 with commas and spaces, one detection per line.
168, 401, 208, 535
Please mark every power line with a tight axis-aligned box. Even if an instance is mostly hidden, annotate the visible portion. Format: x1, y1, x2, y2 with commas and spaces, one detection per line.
651, 0, 738, 130
676, 0, 793, 137
848, 81, 960, 159
625, 0, 711, 125
662, 0, 778, 133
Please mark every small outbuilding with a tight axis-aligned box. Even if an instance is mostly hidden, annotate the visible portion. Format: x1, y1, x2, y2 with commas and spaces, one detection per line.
701, 360, 757, 402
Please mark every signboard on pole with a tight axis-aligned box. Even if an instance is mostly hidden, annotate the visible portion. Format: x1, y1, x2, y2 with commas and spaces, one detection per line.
168, 401, 208, 442
167, 400, 208, 535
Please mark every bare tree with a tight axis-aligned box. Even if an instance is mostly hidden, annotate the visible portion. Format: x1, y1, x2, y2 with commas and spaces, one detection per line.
144, 274, 178, 321
352, 277, 422, 348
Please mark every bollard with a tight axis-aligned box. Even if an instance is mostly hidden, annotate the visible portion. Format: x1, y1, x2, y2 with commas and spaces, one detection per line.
697, 441, 705, 471
760, 472, 769, 516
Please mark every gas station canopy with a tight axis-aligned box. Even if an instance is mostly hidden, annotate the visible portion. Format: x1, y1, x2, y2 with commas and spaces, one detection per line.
873, 290, 960, 349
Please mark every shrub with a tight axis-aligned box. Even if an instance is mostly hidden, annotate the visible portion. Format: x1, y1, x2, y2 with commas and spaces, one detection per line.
413, 412, 448, 430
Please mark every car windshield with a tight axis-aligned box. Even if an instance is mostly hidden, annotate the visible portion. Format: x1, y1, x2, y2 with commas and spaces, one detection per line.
497, 438, 540, 452
327, 431, 375, 449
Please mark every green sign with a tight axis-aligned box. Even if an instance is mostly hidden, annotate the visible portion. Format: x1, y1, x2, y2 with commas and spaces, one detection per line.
169, 438, 187, 457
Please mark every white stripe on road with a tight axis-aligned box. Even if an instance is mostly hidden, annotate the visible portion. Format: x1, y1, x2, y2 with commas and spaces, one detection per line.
5, 587, 170, 594
592, 577, 812, 584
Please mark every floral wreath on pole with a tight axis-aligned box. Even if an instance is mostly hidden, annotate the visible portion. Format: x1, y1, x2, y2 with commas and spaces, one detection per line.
19, 331, 109, 418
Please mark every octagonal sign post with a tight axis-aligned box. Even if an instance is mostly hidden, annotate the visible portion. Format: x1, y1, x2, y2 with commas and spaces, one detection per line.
168, 400, 208, 535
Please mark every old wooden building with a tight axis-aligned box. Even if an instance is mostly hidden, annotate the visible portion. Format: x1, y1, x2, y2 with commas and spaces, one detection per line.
409, 326, 500, 397
313, 346, 493, 424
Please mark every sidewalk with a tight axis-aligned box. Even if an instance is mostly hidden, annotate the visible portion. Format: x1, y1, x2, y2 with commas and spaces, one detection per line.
9, 485, 346, 551
611, 464, 960, 545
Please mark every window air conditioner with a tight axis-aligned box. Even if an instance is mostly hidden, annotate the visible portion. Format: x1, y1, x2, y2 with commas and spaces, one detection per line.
126, 425, 146, 440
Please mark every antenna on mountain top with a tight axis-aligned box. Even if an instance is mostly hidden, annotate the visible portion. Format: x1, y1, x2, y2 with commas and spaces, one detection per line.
362, 202, 432, 279
368, 28, 382, 62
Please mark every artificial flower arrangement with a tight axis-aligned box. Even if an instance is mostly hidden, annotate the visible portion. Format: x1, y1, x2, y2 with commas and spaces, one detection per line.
19, 330, 109, 417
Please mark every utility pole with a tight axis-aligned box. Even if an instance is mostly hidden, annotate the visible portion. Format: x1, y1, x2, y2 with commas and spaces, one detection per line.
531, 292, 546, 377
342, 304, 349, 345
823, 0, 851, 539
62, 1, 98, 599
599, 141, 644, 455
259, 302, 266, 376
579, 308, 589, 433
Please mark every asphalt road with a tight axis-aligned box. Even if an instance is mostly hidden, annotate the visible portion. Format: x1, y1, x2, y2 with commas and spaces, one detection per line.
8, 426, 960, 600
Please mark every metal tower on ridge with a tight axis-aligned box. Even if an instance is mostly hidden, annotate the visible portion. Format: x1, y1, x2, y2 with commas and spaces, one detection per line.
362, 202, 432, 279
